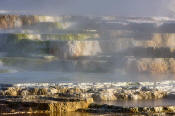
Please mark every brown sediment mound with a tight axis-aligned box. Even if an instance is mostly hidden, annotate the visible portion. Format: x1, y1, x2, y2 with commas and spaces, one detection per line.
0, 98, 93, 114
0, 86, 93, 114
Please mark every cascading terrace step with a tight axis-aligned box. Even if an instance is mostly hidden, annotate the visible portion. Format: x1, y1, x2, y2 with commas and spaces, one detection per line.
1, 34, 175, 59
1, 14, 175, 75
0, 15, 74, 29
125, 57, 175, 74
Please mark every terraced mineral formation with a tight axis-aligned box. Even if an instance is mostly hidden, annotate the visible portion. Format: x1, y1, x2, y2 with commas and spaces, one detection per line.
0, 81, 174, 115
0, 15, 39, 29
125, 58, 175, 74
2, 15, 175, 74
1, 14, 175, 115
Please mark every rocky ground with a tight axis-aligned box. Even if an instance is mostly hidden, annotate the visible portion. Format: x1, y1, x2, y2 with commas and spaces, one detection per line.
0, 81, 175, 115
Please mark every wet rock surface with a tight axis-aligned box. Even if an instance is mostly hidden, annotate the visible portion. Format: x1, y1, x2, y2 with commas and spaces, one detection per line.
78, 103, 175, 114
0, 81, 175, 115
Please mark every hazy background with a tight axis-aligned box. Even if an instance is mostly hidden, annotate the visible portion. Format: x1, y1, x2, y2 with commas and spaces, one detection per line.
0, 0, 175, 17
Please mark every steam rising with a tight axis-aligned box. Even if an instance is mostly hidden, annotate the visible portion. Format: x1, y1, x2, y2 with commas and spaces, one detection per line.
0, 0, 175, 83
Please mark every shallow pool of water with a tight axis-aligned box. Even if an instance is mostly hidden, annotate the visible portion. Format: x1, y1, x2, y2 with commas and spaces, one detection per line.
98, 98, 175, 107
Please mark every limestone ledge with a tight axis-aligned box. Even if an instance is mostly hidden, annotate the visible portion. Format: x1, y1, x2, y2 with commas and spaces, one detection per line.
0, 81, 175, 114
0, 81, 174, 101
